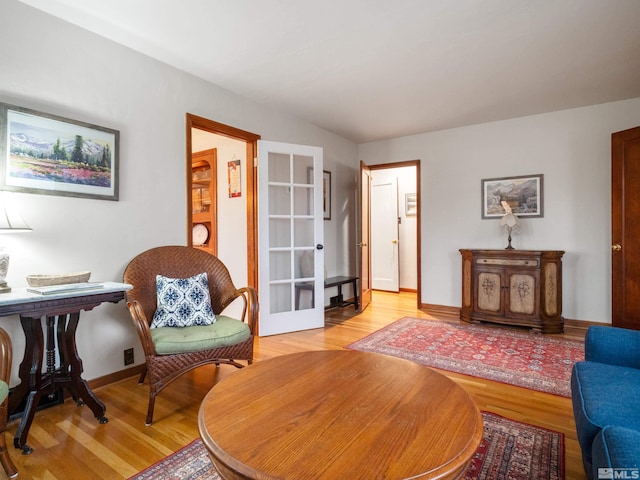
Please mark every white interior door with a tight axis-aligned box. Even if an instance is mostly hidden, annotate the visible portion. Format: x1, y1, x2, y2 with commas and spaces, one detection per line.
371, 175, 399, 292
257, 140, 324, 336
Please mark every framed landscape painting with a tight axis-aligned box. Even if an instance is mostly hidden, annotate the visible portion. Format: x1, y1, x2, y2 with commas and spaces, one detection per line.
481, 174, 543, 219
0, 103, 119, 200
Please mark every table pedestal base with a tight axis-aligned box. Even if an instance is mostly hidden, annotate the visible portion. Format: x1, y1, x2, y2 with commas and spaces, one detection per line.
9, 312, 108, 453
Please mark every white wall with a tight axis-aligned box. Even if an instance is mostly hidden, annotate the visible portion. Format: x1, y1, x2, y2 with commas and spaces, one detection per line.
359, 97, 640, 324
0, 0, 358, 384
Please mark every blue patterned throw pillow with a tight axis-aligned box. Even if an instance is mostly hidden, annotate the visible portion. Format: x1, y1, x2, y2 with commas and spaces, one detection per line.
151, 272, 216, 328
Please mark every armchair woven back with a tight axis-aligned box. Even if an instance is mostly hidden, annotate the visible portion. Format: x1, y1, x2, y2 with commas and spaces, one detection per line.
124, 245, 239, 322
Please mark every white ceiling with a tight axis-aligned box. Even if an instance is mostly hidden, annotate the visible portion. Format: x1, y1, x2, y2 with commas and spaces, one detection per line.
18, 0, 640, 143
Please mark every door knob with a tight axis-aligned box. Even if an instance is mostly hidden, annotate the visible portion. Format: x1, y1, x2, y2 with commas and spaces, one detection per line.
316, 244, 324, 250
612, 244, 622, 251
392, 239, 398, 244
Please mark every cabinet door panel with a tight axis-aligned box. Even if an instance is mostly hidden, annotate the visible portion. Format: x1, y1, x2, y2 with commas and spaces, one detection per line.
543, 262, 558, 316
508, 273, 537, 315
476, 271, 502, 312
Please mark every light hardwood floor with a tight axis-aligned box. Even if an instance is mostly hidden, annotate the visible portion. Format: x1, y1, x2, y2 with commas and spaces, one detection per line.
3, 291, 585, 479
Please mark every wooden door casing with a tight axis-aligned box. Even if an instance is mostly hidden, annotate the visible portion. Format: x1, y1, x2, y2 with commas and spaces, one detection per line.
186, 114, 261, 290
612, 125, 640, 330
361, 160, 421, 310
358, 161, 372, 312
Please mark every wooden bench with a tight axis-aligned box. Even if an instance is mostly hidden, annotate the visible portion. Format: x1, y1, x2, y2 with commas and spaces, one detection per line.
295, 276, 359, 311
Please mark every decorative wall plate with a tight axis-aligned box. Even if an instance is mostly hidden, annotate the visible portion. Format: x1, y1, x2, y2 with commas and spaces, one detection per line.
193, 223, 209, 246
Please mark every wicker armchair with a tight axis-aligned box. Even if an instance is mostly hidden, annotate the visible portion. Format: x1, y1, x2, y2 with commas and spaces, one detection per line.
0, 328, 17, 478
123, 246, 258, 425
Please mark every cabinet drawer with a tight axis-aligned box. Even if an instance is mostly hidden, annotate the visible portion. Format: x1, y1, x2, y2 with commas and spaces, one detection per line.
476, 258, 539, 268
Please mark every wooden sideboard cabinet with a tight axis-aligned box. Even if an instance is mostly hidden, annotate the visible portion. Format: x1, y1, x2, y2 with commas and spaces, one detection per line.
459, 249, 564, 334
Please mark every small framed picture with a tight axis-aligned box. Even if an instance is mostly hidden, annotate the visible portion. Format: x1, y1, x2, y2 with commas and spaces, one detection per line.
323, 170, 331, 220
481, 174, 543, 219
0, 102, 119, 201
405, 193, 417, 216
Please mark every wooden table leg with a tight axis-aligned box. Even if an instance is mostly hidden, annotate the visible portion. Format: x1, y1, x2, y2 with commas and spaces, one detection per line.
8, 316, 44, 454
338, 284, 343, 303
60, 312, 107, 423
352, 279, 359, 310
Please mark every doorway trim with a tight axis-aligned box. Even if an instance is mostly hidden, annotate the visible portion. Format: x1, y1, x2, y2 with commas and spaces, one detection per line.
368, 160, 422, 309
186, 113, 261, 288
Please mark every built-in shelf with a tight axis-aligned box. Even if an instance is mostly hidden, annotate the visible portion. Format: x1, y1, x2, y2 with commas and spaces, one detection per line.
190, 149, 217, 254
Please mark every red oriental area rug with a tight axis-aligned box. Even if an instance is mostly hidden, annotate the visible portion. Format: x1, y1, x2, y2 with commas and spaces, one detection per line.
129, 412, 564, 480
346, 317, 584, 397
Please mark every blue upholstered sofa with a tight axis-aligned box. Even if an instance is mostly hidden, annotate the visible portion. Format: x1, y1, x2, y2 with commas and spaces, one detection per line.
571, 326, 640, 479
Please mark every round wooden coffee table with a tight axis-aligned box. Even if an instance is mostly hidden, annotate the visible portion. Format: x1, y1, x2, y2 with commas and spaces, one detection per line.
198, 350, 483, 480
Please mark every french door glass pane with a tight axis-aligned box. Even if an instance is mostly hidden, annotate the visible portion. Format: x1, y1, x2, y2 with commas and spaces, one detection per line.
294, 219, 314, 247
267, 151, 317, 315
293, 155, 313, 183
269, 185, 290, 215
295, 250, 314, 279
269, 251, 291, 281
269, 153, 290, 183
293, 185, 313, 216
269, 218, 290, 248
270, 283, 291, 314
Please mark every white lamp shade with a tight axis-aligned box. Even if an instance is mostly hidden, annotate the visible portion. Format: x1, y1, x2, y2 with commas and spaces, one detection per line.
500, 212, 518, 228
0, 191, 31, 232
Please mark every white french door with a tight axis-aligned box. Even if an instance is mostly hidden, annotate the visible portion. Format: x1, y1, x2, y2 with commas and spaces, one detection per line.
257, 141, 324, 336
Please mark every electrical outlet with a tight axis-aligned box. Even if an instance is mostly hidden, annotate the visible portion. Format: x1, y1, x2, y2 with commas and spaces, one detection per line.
124, 348, 134, 366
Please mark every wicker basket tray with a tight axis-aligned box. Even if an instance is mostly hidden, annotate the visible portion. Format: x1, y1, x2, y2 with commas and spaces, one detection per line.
26, 271, 91, 287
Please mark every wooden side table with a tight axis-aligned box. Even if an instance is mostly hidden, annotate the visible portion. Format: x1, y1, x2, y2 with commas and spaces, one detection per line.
295, 276, 359, 311
199, 350, 483, 479
0, 282, 131, 453
324, 276, 359, 310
